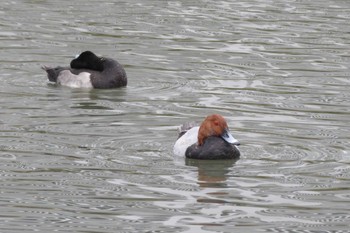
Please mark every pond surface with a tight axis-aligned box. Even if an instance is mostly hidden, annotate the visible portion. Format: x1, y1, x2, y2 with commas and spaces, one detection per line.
0, 0, 350, 232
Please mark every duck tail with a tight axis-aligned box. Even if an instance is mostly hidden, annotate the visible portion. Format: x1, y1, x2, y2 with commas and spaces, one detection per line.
41, 65, 52, 71
41, 65, 65, 82
177, 121, 197, 138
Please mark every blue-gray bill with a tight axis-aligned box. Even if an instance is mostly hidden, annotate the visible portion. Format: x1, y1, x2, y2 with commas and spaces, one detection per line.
221, 129, 240, 146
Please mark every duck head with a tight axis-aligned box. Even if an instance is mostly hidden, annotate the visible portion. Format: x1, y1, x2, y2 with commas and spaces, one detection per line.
197, 114, 240, 146
70, 51, 104, 71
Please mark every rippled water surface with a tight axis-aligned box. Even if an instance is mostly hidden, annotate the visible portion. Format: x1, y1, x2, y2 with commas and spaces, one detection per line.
1, 0, 350, 232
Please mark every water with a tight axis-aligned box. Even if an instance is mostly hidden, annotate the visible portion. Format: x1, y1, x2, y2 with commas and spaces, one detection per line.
0, 0, 350, 232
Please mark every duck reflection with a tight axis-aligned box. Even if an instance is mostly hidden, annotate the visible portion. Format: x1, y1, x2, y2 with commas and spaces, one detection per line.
185, 158, 238, 188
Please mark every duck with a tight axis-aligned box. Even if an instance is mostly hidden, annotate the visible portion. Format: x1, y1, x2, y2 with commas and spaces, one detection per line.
173, 114, 240, 160
42, 51, 127, 88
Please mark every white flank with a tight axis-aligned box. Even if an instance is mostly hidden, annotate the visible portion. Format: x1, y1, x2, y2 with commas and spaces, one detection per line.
57, 70, 93, 88
173, 126, 199, 157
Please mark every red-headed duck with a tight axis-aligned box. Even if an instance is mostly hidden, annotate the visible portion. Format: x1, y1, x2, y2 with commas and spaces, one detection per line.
173, 114, 240, 159
42, 51, 127, 88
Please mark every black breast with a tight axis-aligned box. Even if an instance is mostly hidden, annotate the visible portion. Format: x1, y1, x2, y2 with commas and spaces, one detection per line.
89, 59, 127, 88
185, 136, 240, 160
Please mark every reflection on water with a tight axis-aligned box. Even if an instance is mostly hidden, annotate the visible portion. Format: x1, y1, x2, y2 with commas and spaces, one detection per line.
186, 159, 237, 188
1, 0, 350, 232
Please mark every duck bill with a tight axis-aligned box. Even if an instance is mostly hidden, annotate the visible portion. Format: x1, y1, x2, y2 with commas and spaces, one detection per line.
221, 129, 240, 146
